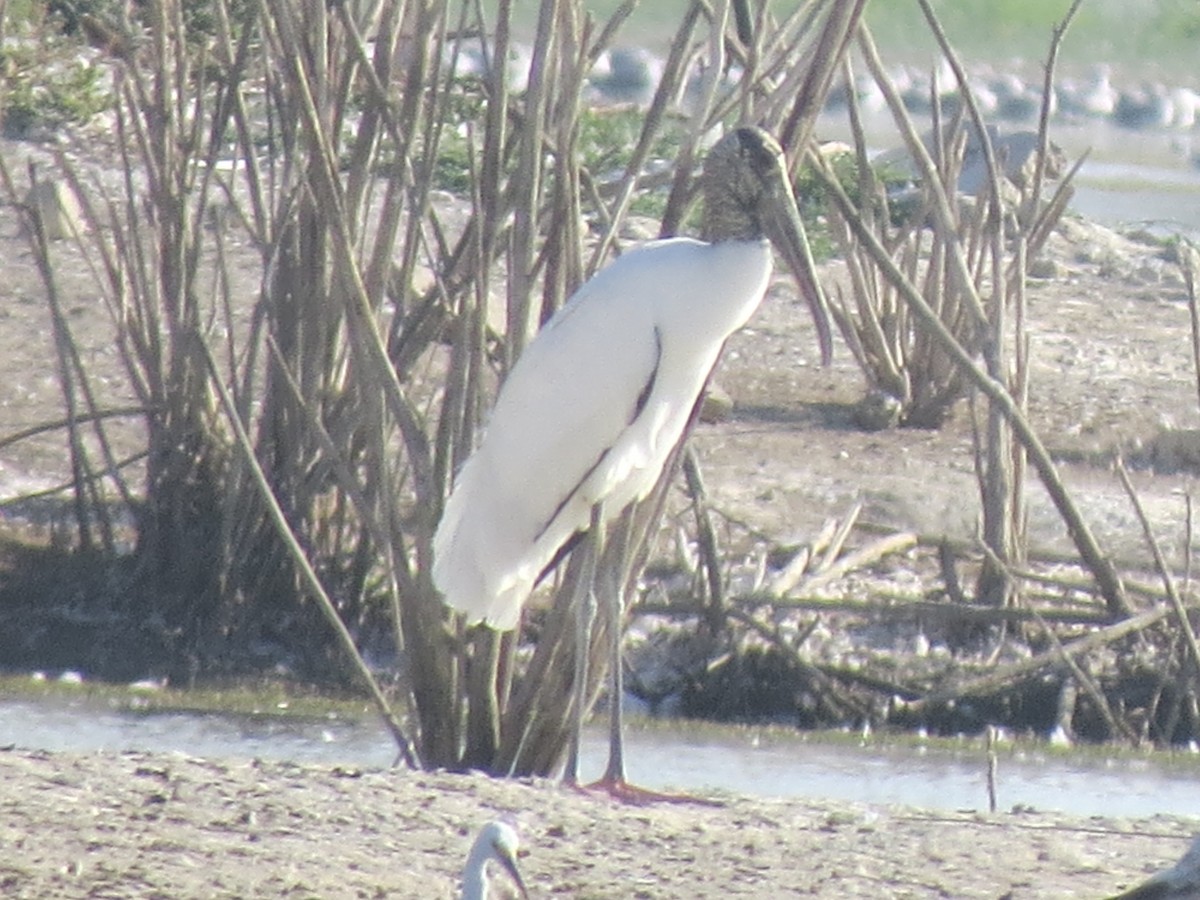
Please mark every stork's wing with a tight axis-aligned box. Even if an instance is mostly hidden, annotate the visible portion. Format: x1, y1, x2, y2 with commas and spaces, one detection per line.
432, 236, 773, 629
433, 253, 666, 627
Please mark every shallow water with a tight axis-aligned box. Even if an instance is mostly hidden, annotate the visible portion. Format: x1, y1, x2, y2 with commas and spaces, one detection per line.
820, 112, 1200, 239
1065, 126, 1200, 237
585, 727, 1200, 819
1072, 167, 1200, 238
3, 694, 1196, 819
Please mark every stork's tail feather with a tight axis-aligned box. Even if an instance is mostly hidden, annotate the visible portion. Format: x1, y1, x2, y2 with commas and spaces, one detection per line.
432, 477, 530, 632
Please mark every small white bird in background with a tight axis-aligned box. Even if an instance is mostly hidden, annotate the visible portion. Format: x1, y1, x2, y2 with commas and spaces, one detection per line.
1107, 834, 1200, 899
433, 125, 829, 792
461, 820, 528, 900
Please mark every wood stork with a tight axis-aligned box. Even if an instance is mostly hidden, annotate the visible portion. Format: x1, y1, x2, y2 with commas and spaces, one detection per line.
433, 125, 829, 794
461, 820, 528, 900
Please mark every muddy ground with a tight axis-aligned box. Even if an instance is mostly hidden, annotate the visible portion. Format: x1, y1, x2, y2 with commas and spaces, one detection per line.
0, 744, 1195, 899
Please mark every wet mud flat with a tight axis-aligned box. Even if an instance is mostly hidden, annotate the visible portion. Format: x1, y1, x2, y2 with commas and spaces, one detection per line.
0, 745, 1194, 898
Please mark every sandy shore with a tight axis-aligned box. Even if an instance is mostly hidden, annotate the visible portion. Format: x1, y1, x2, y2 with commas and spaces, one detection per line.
0, 745, 1193, 898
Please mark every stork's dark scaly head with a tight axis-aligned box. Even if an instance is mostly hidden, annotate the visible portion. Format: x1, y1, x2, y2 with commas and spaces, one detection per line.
701, 127, 791, 242
700, 125, 834, 363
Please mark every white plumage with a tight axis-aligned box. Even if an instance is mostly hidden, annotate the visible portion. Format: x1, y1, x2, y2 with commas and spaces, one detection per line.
434, 239, 770, 628
433, 126, 828, 633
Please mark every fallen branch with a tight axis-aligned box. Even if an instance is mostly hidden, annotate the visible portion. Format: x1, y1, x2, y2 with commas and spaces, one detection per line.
731, 593, 1113, 627
792, 530, 919, 595
912, 605, 1174, 711
1116, 458, 1200, 678
768, 507, 851, 596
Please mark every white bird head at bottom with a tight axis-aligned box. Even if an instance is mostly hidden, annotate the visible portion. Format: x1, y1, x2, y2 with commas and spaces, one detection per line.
461, 820, 528, 900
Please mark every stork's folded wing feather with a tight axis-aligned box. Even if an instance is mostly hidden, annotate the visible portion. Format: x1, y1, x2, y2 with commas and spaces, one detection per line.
433, 247, 665, 627
432, 236, 773, 629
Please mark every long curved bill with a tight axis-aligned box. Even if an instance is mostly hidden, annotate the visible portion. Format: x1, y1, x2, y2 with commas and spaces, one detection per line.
762, 177, 834, 366
497, 845, 529, 898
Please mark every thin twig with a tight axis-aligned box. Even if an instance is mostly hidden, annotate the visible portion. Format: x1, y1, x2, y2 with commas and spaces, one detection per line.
1115, 458, 1200, 678
683, 446, 726, 633
912, 605, 1173, 711
197, 334, 419, 769
811, 158, 1130, 619
1182, 242, 1200, 416
1031, 607, 1139, 743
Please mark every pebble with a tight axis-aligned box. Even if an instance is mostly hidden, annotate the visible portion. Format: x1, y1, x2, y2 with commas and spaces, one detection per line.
1027, 257, 1063, 279
23, 179, 87, 241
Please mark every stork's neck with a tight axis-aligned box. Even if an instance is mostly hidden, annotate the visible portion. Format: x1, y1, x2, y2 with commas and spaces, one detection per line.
461, 844, 490, 900
461, 866, 487, 900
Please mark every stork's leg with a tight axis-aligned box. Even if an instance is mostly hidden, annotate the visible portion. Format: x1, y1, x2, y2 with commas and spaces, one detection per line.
566, 504, 719, 805
586, 564, 682, 803
600, 571, 627, 784
587, 521, 721, 807
564, 503, 604, 785
562, 573, 594, 785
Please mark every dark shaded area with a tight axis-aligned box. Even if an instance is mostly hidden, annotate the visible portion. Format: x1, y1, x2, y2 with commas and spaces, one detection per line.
0, 529, 390, 688
672, 642, 1200, 747
733, 399, 858, 430
4, 527, 1199, 750
0, 537, 169, 682
679, 646, 827, 727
